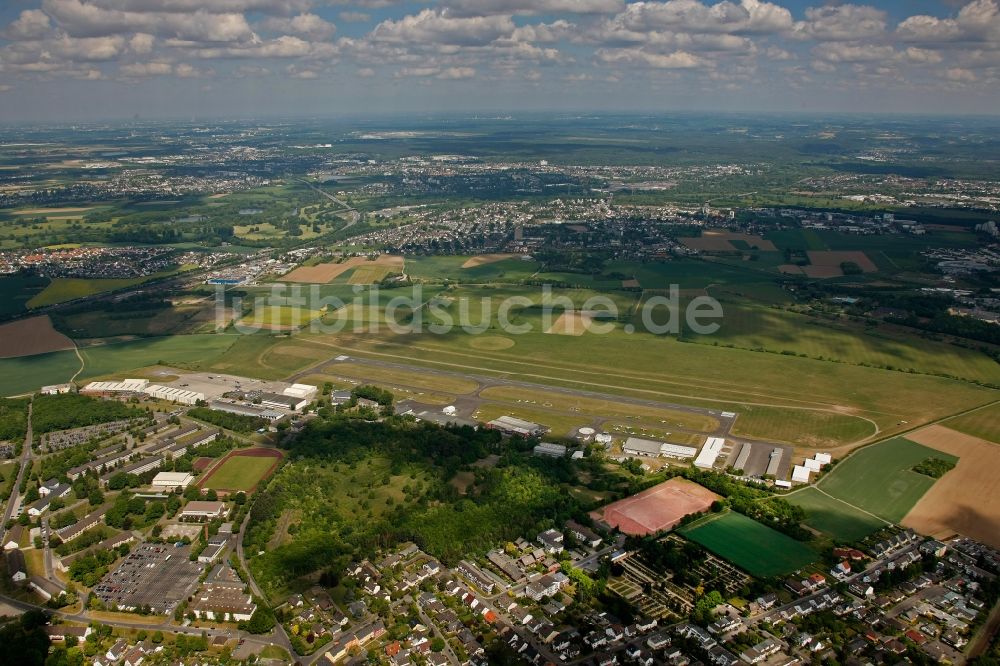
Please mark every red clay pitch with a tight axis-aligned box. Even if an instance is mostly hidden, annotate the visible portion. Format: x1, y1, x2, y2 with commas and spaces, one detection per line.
591, 477, 720, 536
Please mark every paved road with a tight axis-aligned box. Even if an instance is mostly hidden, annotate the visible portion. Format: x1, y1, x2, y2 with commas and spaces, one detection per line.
0, 401, 33, 543
0, 590, 282, 651
235, 509, 299, 662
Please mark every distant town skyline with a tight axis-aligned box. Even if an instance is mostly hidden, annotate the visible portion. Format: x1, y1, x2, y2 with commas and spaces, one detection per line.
1, 0, 999, 121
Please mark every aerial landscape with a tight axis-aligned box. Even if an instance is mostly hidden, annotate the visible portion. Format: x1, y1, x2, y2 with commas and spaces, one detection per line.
0, 1, 999, 665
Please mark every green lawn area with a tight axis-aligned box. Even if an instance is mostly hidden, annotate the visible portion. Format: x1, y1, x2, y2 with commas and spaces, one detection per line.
0, 349, 81, 397
784, 486, 887, 543
817, 437, 959, 523
683, 300, 1000, 386
731, 405, 876, 448
292, 316, 995, 449
679, 511, 818, 577
943, 404, 1000, 444
202, 454, 277, 492
77, 335, 238, 380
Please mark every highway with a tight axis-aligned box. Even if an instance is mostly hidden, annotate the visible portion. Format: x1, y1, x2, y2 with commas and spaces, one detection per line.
296, 178, 360, 230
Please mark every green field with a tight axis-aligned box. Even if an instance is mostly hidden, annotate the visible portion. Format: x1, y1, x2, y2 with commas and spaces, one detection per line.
942, 403, 1000, 443
817, 437, 959, 523
28, 272, 180, 308
0, 350, 81, 397
785, 486, 887, 543
76, 335, 238, 380
292, 313, 995, 448
687, 300, 1000, 385
679, 511, 818, 577
202, 453, 277, 491
731, 405, 876, 448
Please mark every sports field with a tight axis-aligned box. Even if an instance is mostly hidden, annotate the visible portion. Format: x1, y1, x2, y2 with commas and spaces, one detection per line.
817, 437, 958, 523
201, 449, 282, 492
591, 477, 720, 536
679, 511, 818, 577
785, 486, 887, 543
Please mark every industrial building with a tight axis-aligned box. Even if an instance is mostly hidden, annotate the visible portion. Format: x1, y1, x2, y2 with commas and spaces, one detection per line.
81, 379, 205, 405
623, 437, 697, 459
732, 443, 752, 472
485, 415, 549, 437
208, 400, 284, 422
143, 384, 205, 406
765, 448, 783, 477
180, 501, 228, 522
99, 456, 164, 485
260, 392, 308, 412
40, 384, 73, 395
151, 471, 194, 491
533, 442, 567, 458
282, 383, 318, 400
694, 437, 727, 469
791, 465, 812, 484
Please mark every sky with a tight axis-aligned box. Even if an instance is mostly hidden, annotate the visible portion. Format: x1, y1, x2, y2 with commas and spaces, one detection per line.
0, 0, 998, 121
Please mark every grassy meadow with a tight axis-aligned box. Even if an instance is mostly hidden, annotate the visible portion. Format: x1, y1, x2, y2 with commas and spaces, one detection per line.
679, 511, 818, 577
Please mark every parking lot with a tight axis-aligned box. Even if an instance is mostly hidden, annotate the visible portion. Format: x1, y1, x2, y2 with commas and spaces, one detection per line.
93, 542, 204, 614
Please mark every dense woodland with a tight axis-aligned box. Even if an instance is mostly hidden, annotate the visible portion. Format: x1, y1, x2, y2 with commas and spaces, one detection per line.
0, 397, 29, 442
31, 394, 145, 435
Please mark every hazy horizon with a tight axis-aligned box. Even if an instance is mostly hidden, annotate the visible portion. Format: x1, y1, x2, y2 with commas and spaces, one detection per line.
1, 1, 1000, 122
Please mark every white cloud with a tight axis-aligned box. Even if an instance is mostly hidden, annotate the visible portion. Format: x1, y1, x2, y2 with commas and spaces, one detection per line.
119, 60, 173, 76
945, 66, 977, 82
814, 43, 895, 64
897, 0, 1000, 46
443, 0, 623, 17
259, 13, 336, 40
42, 0, 257, 42
4, 10, 53, 41
792, 4, 887, 42
437, 65, 475, 78
596, 47, 704, 68
129, 32, 154, 53
613, 0, 792, 36
371, 9, 514, 46
75, 0, 311, 14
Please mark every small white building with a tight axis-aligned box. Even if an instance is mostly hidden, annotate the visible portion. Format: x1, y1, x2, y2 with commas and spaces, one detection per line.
791, 465, 812, 483
694, 437, 726, 469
